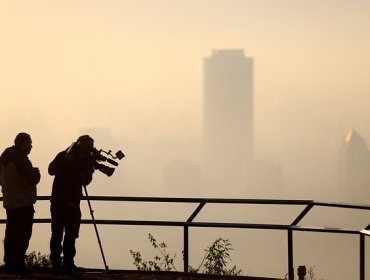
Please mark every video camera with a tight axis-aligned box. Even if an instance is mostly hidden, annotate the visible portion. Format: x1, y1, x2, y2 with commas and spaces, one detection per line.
66, 141, 125, 177
90, 148, 125, 177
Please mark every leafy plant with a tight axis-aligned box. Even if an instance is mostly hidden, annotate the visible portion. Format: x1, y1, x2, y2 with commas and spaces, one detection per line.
191, 238, 241, 276
284, 266, 323, 280
130, 233, 177, 271
0, 243, 51, 269
25, 251, 52, 268
306, 266, 323, 280
130, 234, 242, 276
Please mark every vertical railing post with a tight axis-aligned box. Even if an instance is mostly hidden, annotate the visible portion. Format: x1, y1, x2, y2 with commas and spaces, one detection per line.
184, 225, 189, 273
297, 266, 306, 280
288, 229, 294, 280
184, 201, 206, 273
360, 234, 365, 280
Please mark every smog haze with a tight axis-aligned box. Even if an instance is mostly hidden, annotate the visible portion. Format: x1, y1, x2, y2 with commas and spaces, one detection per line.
1, 1, 370, 279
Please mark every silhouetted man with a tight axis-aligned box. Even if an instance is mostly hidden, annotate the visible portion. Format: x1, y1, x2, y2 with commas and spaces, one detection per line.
0, 132, 41, 274
49, 135, 95, 274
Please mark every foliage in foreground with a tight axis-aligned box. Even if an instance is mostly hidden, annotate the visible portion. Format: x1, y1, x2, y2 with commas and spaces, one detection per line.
284, 265, 323, 280
130, 234, 242, 276
0, 250, 51, 269
305, 266, 323, 280
25, 251, 52, 268
130, 234, 177, 272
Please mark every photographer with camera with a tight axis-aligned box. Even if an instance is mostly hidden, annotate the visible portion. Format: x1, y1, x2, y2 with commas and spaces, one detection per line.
48, 135, 95, 274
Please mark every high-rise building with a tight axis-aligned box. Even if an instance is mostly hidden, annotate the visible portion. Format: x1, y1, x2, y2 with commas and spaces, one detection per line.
202, 49, 254, 196
339, 129, 370, 203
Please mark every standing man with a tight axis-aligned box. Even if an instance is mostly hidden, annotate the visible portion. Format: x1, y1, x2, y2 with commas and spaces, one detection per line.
48, 135, 95, 274
0, 132, 41, 274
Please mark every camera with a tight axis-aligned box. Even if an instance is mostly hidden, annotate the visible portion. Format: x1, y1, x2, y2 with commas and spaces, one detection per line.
66, 142, 125, 177
90, 148, 125, 177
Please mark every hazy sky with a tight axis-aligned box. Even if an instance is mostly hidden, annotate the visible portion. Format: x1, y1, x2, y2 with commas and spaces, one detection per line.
1, 0, 370, 148
1, 1, 370, 278
1, 0, 370, 202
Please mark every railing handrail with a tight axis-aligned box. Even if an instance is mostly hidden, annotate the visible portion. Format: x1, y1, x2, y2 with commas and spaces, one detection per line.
32, 195, 316, 204
11, 195, 370, 209
0, 195, 369, 280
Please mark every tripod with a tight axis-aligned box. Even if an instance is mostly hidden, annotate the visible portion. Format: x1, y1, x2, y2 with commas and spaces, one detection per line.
83, 185, 109, 272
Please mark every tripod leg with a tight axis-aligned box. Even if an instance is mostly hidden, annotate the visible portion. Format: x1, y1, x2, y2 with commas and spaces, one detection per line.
83, 186, 109, 272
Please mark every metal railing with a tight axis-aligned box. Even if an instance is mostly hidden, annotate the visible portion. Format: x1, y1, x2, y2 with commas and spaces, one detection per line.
1, 196, 370, 280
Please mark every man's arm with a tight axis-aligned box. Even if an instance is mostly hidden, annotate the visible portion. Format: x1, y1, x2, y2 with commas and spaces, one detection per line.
48, 152, 65, 176
14, 155, 40, 186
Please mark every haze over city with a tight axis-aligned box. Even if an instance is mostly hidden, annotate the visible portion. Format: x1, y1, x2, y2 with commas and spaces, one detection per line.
1, 1, 370, 279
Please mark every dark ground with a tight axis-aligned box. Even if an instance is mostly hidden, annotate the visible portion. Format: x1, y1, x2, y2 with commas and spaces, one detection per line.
0, 269, 283, 280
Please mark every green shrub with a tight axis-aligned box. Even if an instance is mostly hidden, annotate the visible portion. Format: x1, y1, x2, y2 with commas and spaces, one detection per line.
130, 234, 242, 276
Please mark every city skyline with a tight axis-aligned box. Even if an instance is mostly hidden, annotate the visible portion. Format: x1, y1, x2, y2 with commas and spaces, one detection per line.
2, 1, 370, 279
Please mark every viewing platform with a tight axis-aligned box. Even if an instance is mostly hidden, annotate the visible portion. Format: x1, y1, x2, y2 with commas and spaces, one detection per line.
1, 195, 370, 279
0, 269, 282, 279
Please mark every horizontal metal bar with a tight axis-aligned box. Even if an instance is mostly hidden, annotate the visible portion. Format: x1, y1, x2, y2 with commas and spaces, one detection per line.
86, 220, 289, 230
24, 196, 315, 205
82, 220, 289, 230
0, 219, 287, 229
3, 196, 370, 212
0, 219, 52, 224
189, 222, 289, 230
314, 201, 370, 211
290, 225, 359, 235
0, 219, 363, 235
29, 196, 207, 203
81, 219, 186, 227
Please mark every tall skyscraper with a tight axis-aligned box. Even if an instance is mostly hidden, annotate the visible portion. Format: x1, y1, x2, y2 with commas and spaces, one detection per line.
202, 49, 254, 196
339, 129, 370, 203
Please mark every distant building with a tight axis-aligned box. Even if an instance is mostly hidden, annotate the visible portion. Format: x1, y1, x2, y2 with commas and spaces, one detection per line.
340, 129, 370, 203
202, 49, 254, 196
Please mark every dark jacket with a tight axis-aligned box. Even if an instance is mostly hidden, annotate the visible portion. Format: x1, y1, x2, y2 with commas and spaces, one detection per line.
0, 146, 40, 209
49, 149, 95, 204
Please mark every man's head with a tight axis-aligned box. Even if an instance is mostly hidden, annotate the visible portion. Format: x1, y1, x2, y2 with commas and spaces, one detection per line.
76, 135, 94, 154
14, 132, 32, 155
